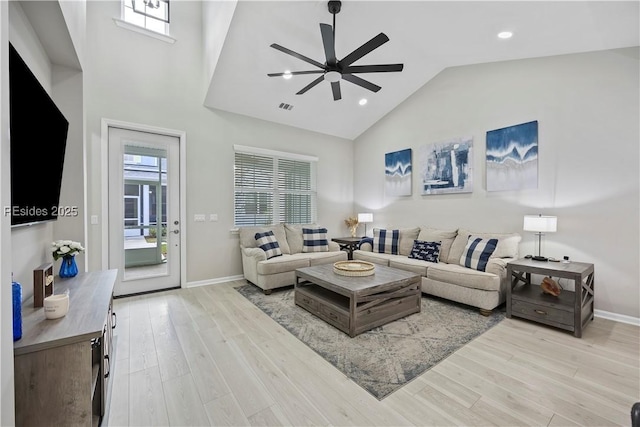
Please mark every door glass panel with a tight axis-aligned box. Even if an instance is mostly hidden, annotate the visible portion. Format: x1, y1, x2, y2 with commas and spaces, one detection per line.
123, 146, 169, 281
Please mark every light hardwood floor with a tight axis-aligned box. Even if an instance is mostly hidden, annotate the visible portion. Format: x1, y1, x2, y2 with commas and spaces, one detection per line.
104, 280, 640, 427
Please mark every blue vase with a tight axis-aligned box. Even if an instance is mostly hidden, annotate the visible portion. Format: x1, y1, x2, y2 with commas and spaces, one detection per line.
12, 280, 22, 341
59, 255, 78, 278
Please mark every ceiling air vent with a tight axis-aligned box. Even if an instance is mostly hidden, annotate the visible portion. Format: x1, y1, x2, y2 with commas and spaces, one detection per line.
278, 103, 294, 111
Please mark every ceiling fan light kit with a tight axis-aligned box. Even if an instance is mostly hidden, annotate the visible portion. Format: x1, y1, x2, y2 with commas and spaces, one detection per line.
267, 0, 404, 101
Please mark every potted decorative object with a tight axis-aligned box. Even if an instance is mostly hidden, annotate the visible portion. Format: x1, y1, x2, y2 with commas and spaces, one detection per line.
52, 240, 85, 278
344, 216, 359, 238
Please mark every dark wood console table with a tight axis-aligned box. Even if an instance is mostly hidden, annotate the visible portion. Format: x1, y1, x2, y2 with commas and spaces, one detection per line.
14, 269, 117, 426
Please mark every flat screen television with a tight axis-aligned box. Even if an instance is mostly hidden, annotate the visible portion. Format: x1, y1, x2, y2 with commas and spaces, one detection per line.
9, 43, 69, 227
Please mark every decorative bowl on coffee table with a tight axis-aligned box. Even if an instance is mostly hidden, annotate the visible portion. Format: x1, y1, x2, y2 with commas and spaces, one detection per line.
333, 260, 375, 277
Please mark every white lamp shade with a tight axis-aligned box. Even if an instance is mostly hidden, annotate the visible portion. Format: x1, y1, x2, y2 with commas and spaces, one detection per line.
523, 215, 557, 233
358, 213, 373, 223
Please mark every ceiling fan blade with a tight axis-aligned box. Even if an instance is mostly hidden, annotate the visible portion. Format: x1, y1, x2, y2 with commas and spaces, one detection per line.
342, 74, 381, 93
320, 23, 337, 66
270, 44, 326, 69
267, 70, 325, 77
339, 33, 389, 67
331, 81, 341, 101
343, 64, 404, 74
296, 76, 325, 95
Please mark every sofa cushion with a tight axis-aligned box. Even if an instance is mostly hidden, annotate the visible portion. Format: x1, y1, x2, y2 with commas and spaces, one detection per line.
306, 251, 348, 266
389, 257, 432, 276
460, 237, 498, 272
417, 227, 457, 262
392, 227, 421, 256
240, 224, 291, 254
447, 228, 520, 264
426, 263, 501, 292
256, 254, 309, 275
352, 250, 391, 266
255, 231, 283, 260
408, 240, 441, 263
373, 228, 400, 254
302, 227, 329, 252
285, 223, 318, 254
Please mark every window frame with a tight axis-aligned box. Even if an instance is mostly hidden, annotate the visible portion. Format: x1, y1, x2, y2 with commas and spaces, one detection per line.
233, 145, 318, 228
117, 0, 173, 42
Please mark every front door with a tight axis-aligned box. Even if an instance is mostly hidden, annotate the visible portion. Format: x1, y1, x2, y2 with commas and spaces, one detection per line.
108, 126, 181, 296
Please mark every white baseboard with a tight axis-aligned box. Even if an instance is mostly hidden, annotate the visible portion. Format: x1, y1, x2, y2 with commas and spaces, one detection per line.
595, 309, 640, 326
186, 275, 244, 288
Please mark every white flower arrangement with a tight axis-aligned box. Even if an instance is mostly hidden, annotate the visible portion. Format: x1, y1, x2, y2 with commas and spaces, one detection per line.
52, 240, 85, 261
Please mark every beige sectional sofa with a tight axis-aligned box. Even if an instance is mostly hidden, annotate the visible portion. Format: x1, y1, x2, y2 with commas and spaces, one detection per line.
354, 227, 521, 315
239, 223, 347, 294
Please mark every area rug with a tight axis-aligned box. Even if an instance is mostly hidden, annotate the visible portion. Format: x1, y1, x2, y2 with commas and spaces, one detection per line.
236, 284, 505, 400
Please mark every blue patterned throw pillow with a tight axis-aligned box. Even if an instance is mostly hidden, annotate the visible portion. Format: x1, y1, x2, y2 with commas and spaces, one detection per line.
373, 228, 400, 255
255, 230, 283, 259
302, 227, 329, 252
408, 240, 441, 263
460, 237, 498, 272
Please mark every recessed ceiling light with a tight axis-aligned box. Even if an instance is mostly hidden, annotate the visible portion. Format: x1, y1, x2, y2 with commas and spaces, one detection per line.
497, 31, 513, 39
359, 98, 368, 106
283, 70, 292, 80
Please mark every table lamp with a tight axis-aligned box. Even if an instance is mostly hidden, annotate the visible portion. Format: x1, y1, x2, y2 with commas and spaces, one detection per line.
358, 213, 373, 237
523, 214, 557, 261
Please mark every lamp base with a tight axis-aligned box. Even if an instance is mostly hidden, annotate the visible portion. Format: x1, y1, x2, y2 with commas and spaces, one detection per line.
531, 255, 548, 262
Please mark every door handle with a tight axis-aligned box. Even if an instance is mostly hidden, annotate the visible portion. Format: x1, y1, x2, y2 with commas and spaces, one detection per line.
171, 229, 179, 234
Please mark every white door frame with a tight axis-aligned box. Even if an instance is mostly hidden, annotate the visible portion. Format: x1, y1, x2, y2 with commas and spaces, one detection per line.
100, 118, 187, 290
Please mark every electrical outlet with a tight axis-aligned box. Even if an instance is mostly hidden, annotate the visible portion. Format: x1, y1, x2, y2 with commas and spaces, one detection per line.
210, 214, 218, 222
91, 215, 99, 225
194, 214, 206, 222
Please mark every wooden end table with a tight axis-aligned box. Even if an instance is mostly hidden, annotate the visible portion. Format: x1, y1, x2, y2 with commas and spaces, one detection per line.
506, 258, 594, 338
331, 236, 363, 260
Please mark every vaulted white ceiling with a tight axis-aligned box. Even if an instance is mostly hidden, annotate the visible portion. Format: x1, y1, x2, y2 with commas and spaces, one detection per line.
206, 1, 639, 140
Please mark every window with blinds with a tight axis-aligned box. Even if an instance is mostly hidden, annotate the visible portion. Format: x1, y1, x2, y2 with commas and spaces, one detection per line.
234, 147, 317, 227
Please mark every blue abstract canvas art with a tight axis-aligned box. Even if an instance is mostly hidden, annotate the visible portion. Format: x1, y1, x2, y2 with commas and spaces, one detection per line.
419, 136, 473, 195
385, 148, 412, 196
486, 120, 538, 191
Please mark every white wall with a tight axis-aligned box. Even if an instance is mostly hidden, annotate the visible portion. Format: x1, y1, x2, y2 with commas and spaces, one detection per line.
52, 65, 86, 275
0, 2, 14, 424
59, 0, 87, 69
85, 1, 354, 283
202, 0, 237, 88
354, 48, 640, 318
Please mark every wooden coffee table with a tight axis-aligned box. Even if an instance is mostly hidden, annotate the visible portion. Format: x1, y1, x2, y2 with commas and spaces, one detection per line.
295, 264, 421, 337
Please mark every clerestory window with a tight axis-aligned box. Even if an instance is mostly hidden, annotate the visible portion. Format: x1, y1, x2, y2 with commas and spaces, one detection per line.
122, 0, 170, 35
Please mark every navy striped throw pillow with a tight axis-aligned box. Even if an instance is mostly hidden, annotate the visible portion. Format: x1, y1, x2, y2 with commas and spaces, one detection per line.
373, 228, 400, 255
460, 237, 498, 272
255, 230, 283, 259
302, 227, 329, 252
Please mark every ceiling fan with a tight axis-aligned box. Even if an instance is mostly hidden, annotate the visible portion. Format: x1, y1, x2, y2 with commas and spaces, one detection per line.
267, 0, 404, 101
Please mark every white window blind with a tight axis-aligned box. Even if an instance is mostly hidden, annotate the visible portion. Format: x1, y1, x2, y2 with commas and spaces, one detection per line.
234, 147, 317, 227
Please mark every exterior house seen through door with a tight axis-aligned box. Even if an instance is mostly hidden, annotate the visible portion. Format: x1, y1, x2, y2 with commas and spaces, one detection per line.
108, 125, 182, 296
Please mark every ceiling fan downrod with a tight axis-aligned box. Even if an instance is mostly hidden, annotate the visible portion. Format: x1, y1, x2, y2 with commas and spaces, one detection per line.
328, 1, 341, 53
